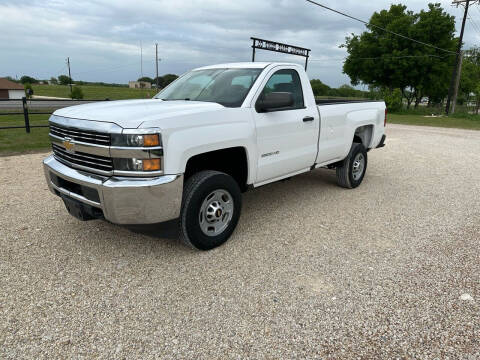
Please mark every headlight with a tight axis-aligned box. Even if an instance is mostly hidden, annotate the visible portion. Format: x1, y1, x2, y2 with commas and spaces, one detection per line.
111, 133, 161, 147
113, 158, 161, 172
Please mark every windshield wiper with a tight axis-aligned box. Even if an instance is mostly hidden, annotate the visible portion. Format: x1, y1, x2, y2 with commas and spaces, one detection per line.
161, 98, 191, 101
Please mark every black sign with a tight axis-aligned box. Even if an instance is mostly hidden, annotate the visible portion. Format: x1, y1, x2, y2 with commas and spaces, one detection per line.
251, 37, 311, 70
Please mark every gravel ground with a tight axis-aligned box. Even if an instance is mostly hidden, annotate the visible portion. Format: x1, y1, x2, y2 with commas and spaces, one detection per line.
1, 124, 479, 359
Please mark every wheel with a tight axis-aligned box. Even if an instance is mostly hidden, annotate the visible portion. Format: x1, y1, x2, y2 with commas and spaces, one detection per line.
336, 143, 368, 189
179, 170, 242, 250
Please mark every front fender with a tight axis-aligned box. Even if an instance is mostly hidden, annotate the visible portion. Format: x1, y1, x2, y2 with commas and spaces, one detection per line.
163, 122, 256, 184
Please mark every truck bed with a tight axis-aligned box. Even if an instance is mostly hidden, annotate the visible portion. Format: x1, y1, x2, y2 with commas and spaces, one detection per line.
316, 99, 381, 106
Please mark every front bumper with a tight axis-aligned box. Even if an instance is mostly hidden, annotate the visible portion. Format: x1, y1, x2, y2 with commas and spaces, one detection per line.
43, 155, 183, 224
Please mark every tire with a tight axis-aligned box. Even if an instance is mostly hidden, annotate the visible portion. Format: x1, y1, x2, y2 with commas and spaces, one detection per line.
179, 170, 242, 250
336, 143, 368, 189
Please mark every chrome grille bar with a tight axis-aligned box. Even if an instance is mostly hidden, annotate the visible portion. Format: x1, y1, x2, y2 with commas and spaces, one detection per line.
50, 124, 111, 145
52, 144, 113, 174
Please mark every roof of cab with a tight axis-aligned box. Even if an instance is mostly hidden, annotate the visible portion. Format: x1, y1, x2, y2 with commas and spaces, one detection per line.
193, 62, 300, 71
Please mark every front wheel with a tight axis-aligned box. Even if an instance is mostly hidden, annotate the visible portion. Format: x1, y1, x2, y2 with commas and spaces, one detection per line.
179, 170, 242, 250
336, 143, 368, 189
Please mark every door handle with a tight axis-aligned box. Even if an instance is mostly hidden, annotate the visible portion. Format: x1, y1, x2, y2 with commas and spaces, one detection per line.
303, 116, 315, 122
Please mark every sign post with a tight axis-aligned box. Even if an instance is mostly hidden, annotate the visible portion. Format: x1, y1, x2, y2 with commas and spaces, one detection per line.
250, 37, 311, 70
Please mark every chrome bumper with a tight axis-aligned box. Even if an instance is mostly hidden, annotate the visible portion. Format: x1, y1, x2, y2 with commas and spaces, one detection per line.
43, 155, 183, 224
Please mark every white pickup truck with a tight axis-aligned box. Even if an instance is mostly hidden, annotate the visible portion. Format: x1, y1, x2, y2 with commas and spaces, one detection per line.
43, 62, 386, 250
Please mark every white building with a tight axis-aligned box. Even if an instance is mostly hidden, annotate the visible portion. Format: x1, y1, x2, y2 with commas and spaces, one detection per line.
128, 81, 152, 89
0, 78, 25, 99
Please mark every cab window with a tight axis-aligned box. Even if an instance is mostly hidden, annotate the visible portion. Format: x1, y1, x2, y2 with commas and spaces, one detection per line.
260, 69, 304, 110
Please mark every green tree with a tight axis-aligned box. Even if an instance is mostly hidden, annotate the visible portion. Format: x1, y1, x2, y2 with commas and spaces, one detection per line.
20, 75, 37, 84
162, 74, 178, 87
460, 48, 480, 113
336, 84, 358, 98
58, 75, 72, 85
70, 86, 84, 99
50, 77, 58, 85
409, 3, 456, 107
342, 3, 456, 109
310, 79, 331, 96
154, 74, 179, 89
138, 76, 154, 83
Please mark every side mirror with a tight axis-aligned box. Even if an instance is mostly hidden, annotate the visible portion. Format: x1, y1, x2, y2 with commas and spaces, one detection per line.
256, 92, 294, 113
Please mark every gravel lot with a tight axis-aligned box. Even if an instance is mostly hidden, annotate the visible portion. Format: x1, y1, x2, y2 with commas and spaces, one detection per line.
1, 124, 479, 359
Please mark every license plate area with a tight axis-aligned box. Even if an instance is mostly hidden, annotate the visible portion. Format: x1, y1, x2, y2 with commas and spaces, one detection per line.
50, 173, 100, 203
60, 194, 104, 221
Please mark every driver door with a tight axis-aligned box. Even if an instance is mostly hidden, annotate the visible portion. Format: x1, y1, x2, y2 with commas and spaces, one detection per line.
253, 67, 318, 183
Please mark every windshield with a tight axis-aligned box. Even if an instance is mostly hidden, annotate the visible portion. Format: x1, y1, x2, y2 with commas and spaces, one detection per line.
155, 68, 263, 107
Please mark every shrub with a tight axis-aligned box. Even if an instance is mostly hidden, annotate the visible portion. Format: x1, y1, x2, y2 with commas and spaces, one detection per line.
24, 83, 33, 98
70, 86, 84, 99
382, 88, 403, 112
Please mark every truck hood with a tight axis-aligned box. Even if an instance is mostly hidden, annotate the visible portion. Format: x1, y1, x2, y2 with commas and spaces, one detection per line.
53, 99, 225, 128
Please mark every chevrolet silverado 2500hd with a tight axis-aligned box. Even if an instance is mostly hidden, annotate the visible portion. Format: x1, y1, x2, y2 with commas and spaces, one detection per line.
43, 62, 386, 250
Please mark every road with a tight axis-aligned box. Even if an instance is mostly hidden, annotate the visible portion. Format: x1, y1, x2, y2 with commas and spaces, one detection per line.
1, 124, 479, 359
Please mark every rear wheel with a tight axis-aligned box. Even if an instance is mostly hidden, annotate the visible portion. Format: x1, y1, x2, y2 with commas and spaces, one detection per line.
179, 170, 242, 250
336, 143, 368, 189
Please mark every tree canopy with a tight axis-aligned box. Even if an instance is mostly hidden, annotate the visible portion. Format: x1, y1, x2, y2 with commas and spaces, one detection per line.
137, 76, 154, 83
342, 3, 456, 107
20, 75, 38, 84
310, 79, 370, 99
460, 47, 480, 113
58, 75, 72, 85
154, 74, 179, 88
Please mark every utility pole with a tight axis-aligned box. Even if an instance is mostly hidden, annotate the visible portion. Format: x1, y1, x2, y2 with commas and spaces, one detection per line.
155, 43, 159, 90
451, 50, 464, 114
446, 0, 472, 114
66, 57, 72, 94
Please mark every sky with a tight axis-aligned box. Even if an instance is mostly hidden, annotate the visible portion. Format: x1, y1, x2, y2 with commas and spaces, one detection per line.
1, 0, 479, 88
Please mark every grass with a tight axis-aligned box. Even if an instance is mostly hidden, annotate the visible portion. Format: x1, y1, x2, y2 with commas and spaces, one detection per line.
1, 103, 479, 156
32, 84, 156, 100
0, 114, 50, 155
388, 113, 480, 130
1, 83, 156, 155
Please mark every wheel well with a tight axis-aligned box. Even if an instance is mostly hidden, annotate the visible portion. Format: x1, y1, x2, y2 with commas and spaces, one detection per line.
184, 147, 249, 191
354, 125, 374, 148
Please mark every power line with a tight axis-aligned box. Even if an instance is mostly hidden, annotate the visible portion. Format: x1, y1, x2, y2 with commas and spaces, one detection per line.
305, 0, 457, 54
309, 54, 453, 62
467, 15, 480, 36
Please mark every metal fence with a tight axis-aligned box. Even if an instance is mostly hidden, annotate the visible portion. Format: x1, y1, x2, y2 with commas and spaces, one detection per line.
0, 97, 108, 133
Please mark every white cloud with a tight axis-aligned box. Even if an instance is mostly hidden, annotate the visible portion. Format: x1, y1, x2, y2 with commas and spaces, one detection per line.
0, 0, 475, 86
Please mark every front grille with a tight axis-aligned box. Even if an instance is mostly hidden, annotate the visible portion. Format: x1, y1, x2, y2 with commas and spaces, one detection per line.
52, 143, 113, 173
50, 124, 111, 146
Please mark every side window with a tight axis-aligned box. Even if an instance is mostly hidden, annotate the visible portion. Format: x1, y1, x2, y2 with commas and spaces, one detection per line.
260, 69, 304, 110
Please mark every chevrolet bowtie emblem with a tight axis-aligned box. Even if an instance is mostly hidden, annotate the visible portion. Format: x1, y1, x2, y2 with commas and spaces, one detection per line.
62, 137, 75, 153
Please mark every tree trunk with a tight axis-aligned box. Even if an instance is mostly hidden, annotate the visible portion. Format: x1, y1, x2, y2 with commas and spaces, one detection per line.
414, 94, 422, 108
406, 91, 414, 109
406, 97, 413, 109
